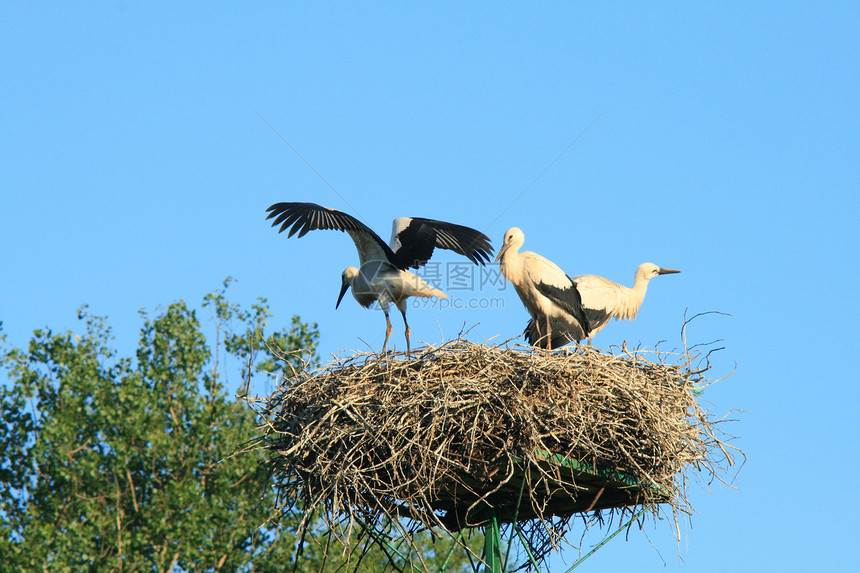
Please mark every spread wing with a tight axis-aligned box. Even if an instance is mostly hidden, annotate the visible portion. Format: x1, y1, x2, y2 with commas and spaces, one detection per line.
388, 217, 494, 269
266, 202, 401, 267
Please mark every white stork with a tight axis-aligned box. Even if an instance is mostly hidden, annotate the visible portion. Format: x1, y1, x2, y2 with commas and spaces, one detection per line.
266, 202, 493, 353
495, 227, 590, 350
524, 262, 680, 347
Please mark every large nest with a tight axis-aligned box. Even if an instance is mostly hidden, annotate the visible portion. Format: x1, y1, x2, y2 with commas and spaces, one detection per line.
255, 338, 737, 567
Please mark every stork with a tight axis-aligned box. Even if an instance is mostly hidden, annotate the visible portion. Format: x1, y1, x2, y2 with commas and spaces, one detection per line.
495, 227, 590, 350
524, 262, 680, 347
266, 202, 493, 353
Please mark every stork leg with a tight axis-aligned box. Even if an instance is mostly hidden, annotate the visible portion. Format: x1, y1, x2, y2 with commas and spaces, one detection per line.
397, 302, 411, 356
382, 309, 393, 354
545, 315, 553, 351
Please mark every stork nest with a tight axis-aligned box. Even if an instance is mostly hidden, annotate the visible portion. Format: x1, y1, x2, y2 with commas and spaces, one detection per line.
254, 338, 738, 567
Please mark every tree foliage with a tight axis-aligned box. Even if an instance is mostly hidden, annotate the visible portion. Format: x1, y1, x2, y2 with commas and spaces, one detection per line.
0, 281, 482, 572
0, 280, 319, 571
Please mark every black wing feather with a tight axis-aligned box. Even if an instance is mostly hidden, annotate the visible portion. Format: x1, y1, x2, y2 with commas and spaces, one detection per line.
582, 306, 612, 333
266, 202, 401, 266
523, 318, 579, 348
391, 222, 438, 269
393, 218, 494, 268
534, 276, 592, 336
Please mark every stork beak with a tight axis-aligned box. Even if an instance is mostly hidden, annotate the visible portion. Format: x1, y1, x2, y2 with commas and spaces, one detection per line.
494, 243, 509, 263
335, 281, 350, 309
658, 268, 681, 275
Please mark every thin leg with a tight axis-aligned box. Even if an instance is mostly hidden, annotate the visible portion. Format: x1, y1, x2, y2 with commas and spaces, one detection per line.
533, 317, 548, 349
397, 302, 410, 356
382, 310, 393, 353
545, 315, 552, 351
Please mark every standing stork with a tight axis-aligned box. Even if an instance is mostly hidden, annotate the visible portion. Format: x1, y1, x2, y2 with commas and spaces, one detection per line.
495, 227, 590, 350
524, 263, 680, 347
266, 202, 493, 353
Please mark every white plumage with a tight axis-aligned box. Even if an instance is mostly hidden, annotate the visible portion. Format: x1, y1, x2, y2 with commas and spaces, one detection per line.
524, 262, 680, 347
495, 227, 590, 350
266, 202, 493, 353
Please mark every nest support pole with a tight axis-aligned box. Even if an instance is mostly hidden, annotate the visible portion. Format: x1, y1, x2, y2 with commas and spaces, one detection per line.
479, 482, 542, 573
483, 510, 502, 573
475, 502, 653, 573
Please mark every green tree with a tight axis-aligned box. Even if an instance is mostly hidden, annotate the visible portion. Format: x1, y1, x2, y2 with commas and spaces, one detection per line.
0, 281, 481, 572
0, 281, 319, 571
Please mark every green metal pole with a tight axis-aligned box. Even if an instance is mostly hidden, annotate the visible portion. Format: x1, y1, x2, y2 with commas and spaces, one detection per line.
483, 510, 503, 573
438, 529, 465, 572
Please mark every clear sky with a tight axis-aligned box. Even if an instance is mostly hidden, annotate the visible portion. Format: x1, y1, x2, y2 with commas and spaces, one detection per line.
2, 2, 858, 571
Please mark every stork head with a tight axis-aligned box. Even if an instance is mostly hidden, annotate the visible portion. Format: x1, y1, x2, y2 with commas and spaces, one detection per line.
494, 227, 526, 262
636, 263, 681, 283
336, 266, 360, 309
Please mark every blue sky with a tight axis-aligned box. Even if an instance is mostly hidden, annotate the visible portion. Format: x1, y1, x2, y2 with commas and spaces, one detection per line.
2, 2, 858, 571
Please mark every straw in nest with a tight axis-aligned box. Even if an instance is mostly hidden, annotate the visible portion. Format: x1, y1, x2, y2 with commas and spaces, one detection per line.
255, 338, 738, 565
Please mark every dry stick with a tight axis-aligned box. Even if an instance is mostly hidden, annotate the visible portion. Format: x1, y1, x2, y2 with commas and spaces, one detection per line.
255, 337, 739, 569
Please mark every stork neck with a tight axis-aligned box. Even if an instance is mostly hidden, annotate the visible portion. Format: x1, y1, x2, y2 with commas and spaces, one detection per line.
602, 274, 647, 321
629, 275, 650, 303
498, 246, 522, 280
